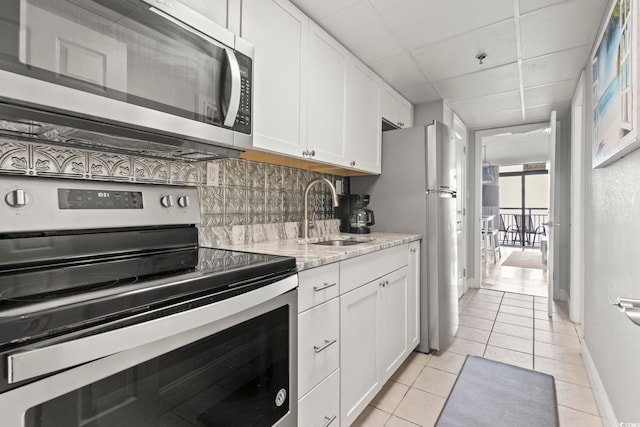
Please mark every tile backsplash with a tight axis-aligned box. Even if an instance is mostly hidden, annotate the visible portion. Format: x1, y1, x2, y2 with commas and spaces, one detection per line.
0, 136, 343, 244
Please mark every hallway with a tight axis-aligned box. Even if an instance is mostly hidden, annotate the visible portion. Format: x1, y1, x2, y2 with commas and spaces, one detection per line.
352, 288, 602, 426
481, 246, 548, 297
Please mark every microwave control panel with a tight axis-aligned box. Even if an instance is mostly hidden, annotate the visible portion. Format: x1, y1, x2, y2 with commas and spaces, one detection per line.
233, 52, 252, 135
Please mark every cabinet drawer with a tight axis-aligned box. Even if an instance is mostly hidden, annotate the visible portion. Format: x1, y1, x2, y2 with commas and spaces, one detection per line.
298, 262, 340, 313
298, 298, 340, 397
340, 244, 408, 294
298, 369, 340, 427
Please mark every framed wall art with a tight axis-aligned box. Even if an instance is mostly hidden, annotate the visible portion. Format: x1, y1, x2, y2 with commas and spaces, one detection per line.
591, 0, 639, 168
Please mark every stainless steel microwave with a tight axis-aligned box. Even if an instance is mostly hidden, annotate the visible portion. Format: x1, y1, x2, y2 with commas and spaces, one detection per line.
0, 0, 253, 152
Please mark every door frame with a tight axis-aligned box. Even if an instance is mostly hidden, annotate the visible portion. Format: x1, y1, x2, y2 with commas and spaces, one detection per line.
472, 122, 551, 289
453, 113, 468, 296
570, 72, 586, 327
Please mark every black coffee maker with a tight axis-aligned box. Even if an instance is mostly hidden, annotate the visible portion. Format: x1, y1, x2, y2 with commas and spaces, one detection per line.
337, 194, 375, 234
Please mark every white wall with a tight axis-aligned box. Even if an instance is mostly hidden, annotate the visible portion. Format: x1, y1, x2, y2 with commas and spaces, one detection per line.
580, 4, 640, 418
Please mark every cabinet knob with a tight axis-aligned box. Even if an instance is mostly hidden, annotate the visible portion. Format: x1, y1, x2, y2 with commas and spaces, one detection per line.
350, 161, 356, 166
398, 121, 404, 127
302, 150, 308, 156
410, 248, 416, 253
309, 150, 315, 157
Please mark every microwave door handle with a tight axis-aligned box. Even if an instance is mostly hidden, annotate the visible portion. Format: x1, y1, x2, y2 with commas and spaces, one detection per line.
223, 48, 241, 128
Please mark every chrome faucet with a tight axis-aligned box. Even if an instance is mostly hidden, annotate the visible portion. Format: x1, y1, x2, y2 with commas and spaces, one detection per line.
303, 178, 339, 240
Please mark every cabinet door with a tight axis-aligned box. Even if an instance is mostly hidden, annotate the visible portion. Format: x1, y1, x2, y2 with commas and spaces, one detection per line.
346, 58, 381, 174
407, 241, 421, 350
307, 22, 348, 167
241, 0, 307, 157
178, 0, 227, 28
340, 281, 381, 426
380, 266, 409, 383
398, 96, 414, 128
381, 82, 399, 125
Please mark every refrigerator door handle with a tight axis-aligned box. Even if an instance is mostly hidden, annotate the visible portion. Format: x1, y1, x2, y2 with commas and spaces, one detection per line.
426, 189, 456, 198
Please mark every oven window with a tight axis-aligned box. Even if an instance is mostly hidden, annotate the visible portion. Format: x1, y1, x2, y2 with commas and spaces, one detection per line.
24, 306, 290, 427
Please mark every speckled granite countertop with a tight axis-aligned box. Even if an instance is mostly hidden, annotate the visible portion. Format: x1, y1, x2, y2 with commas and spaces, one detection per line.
212, 232, 421, 271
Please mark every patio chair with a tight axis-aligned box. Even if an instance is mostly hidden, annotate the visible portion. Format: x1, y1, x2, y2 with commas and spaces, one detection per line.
499, 214, 519, 245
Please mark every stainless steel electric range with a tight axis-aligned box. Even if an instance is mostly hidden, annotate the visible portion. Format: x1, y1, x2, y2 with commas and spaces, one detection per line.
0, 176, 298, 427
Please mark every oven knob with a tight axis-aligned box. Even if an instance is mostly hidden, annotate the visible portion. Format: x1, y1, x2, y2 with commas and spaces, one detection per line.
160, 195, 174, 208
5, 189, 30, 208
177, 195, 191, 208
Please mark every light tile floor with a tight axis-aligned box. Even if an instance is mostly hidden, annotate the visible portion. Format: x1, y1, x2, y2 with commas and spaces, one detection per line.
351, 288, 603, 427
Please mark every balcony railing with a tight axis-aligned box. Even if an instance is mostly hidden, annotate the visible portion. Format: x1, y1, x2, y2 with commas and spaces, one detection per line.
499, 207, 549, 247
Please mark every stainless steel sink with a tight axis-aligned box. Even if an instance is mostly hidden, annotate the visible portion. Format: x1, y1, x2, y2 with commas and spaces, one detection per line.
310, 237, 375, 246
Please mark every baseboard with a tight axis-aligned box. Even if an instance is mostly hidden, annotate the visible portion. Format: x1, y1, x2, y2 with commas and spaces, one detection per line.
581, 341, 618, 427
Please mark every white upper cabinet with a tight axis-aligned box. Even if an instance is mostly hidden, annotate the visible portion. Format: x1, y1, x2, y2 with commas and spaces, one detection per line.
177, 0, 228, 28
307, 22, 349, 167
381, 82, 413, 129
241, 0, 308, 157
346, 58, 382, 174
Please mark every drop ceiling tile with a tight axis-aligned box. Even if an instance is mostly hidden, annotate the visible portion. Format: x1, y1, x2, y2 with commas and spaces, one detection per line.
399, 83, 440, 104
412, 20, 518, 81
369, 0, 514, 50
521, 46, 590, 87
519, 0, 607, 59
457, 108, 525, 130
524, 101, 571, 122
318, 2, 404, 62
290, 0, 362, 20
433, 62, 520, 101
524, 79, 578, 108
519, 0, 564, 15
450, 90, 522, 118
369, 53, 428, 90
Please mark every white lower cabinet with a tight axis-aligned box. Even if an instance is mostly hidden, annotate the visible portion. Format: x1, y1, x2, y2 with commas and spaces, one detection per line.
340, 278, 381, 425
340, 266, 409, 426
298, 369, 340, 427
297, 242, 420, 427
408, 241, 421, 350
380, 267, 409, 383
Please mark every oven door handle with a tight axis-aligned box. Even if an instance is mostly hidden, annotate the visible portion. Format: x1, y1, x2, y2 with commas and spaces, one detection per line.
6, 275, 297, 384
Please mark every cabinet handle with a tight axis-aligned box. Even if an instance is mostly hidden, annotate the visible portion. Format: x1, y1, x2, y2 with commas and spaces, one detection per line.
314, 339, 337, 353
410, 248, 416, 253
302, 150, 308, 157
398, 121, 404, 127
321, 415, 337, 427
379, 279, 389, 287
313, 282, 337, 292
309, 150, 316, 157
350, 161, 356, 166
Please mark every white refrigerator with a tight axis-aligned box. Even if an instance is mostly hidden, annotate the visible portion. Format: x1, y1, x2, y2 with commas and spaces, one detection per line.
351, 121, 459, 352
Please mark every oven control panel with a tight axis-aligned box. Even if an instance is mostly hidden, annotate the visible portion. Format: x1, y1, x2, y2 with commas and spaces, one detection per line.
0, 176, 200, 233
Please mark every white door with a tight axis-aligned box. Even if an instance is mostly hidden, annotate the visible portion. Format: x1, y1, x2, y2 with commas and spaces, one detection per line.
453, 114, 467, 297
241, 0, 308, 157
407, 241, 420, 350
307, 22, 349, 166
379, 267, 409, 383
340, 281, 381, 426
345, 58, 382, 173
570, 73, 585, 326
546, 111, 557, 317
